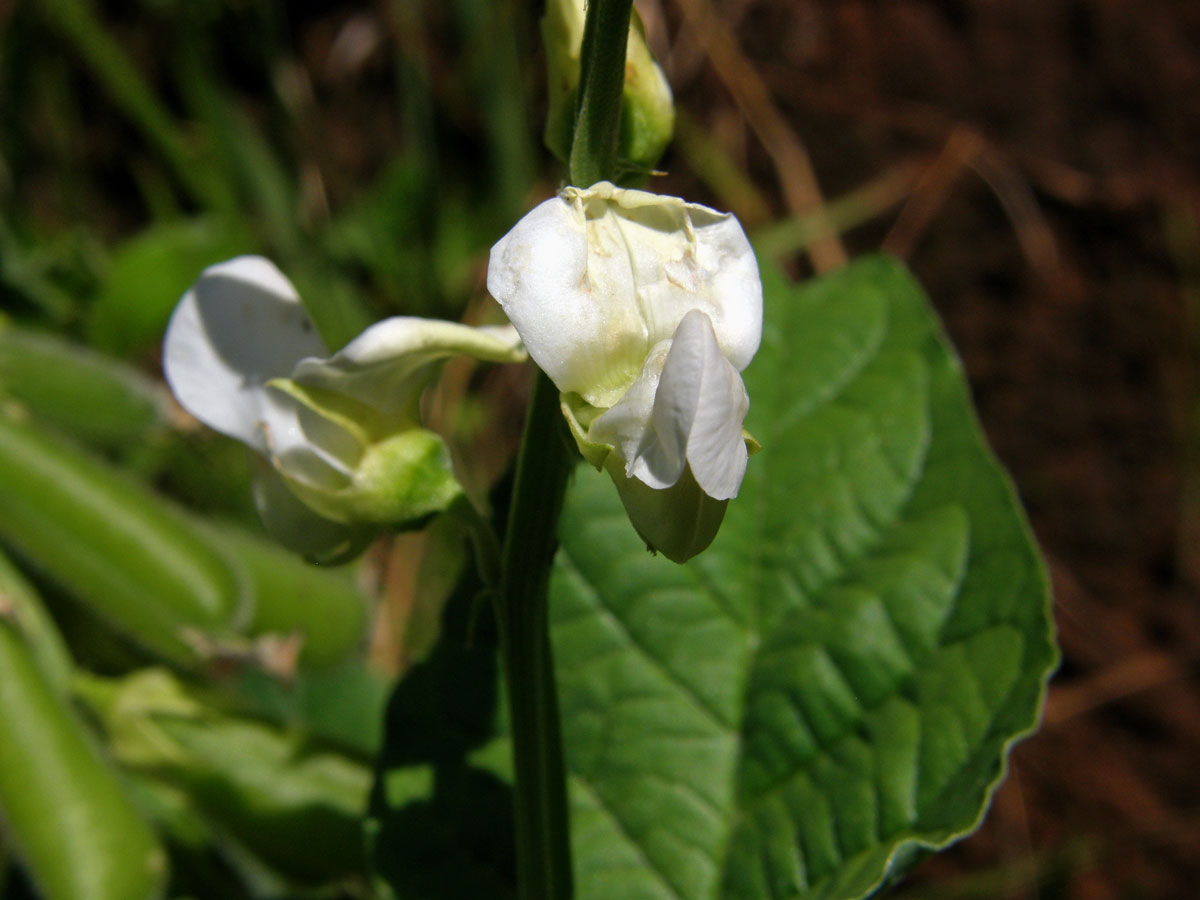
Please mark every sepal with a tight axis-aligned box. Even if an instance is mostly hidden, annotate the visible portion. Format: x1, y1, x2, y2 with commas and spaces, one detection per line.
604, 457, 728, 564
279, 427, 464, 528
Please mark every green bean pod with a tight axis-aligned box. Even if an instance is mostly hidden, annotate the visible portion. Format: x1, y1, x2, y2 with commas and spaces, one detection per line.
0, 410, 240, 664
0, 548, 74, 694
0, 326, 169, 451
0, 622, 167, 900
197, 520, 368, 670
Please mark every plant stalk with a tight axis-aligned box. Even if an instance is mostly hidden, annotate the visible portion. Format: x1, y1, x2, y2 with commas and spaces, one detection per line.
569, 0, 636, 187
497, 372, 575, 900
499, 1, 634, 897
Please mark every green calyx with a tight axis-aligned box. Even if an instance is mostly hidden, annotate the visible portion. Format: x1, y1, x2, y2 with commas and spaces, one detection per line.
265, 377, 463, 528
604, 455, 729, 563
560, 390, 758, 563
282, 427, 463, 528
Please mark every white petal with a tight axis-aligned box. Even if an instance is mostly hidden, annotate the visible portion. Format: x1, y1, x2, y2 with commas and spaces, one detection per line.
644, 310, 748, 499
596, 184, 763, 371
681, 356, 749, 502
163, 256, 327, 453
487, 191, 650, 407
587, 340, 671, 483
251, 463, 371, 562
274, 443, 353, 492
487, 184, 762, 409
257, 391, 324, 462
589, 310, 749, 500
289, 318, 526, 421
703, 216, 763, 371
671, 311, 748, 499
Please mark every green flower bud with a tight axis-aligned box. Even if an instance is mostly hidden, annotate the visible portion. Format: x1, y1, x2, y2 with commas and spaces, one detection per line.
543, 0, 675, 173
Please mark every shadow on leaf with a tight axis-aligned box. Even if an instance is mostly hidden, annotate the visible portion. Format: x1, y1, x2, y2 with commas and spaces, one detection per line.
368, 569, 515, 899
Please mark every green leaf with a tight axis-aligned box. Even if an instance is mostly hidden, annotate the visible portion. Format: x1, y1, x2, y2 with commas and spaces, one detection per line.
78, 668, 373, 886
369, 573, 516, 898
230, 658, 391, 759
86, 217, 249, 358
550, 255, 1056, 900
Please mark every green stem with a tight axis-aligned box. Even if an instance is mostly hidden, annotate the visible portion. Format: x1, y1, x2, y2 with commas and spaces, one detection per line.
497, 372, 575, 900
498, 3, 634, 898
569, 0, 636, 186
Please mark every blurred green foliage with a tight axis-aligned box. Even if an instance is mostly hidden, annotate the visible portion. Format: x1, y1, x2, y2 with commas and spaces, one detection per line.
2, 0, 541, 344
0, 0, 544, 896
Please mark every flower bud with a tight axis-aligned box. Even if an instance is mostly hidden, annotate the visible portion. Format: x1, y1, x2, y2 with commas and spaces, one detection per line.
542, 0, 674, 173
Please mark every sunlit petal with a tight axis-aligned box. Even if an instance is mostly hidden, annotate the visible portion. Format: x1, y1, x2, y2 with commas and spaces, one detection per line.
163, 255, 326, 453
485, 185, 764, 561
488, 190, 649, 406
594, 184, 762, 369
290, 318, 525, 421
673, 324, 750, 501
588, 340, 672, 487
488, 182, 761, 418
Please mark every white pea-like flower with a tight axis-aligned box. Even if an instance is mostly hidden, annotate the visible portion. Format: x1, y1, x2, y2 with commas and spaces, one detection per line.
163, 255, 525, 555
487, 182, 762, 562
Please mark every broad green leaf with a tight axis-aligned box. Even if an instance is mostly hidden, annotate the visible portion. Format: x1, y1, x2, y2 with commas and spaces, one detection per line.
550, 255, 1056, 900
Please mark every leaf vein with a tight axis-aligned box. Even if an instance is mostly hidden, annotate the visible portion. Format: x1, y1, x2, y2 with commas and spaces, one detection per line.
571, 774, 686, 900
557, 549, 734, 730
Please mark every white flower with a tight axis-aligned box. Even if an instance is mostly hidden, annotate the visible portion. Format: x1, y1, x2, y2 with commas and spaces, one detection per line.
487, 182, 762, 561
163, 255, 525, 551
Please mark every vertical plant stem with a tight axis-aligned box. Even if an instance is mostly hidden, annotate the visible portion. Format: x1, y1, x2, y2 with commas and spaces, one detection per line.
497, 372, 575, 900
569, 0, 636, 187
499, 2, 633, 898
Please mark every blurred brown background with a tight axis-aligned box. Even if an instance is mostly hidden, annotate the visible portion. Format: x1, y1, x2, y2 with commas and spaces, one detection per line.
641, 2, 1200, 897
